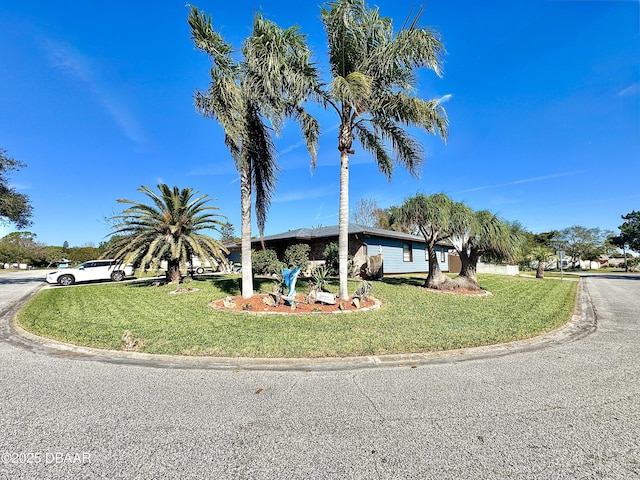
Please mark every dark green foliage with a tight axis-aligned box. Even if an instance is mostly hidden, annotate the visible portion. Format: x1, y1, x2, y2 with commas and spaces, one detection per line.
0, 231, 45, 265
252, 249, 284, 275
67, 246, 102, 263
619, 211, 640, 253
283, 243, 310, 270
0, 148, 32, 229
323, 242, 339, 275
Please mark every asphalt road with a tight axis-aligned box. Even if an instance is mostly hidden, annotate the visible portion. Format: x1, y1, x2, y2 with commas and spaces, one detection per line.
0, 272, 638, 479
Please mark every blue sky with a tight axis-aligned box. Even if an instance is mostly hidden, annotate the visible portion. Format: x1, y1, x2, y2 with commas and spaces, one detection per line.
1, 0, 638, 247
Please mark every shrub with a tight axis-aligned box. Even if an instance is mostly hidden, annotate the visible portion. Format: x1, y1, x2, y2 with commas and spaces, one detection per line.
354, 280, 372, 300
283, 243, 310, 271
252, 249, 284, 275
323, 242, 339, 275
311, 265, 330, 291
322, 242, 359, 277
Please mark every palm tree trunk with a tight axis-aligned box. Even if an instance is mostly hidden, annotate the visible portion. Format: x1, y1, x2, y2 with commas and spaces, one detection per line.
536, 261, 545, 279
338, 149, 350, 300
457, 249, 479, 287
167, 258, 181, 284
240, 163, 253, 299
425, 242, 446, 288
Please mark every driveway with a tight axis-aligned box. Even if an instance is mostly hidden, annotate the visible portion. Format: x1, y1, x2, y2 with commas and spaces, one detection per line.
0, 274, 638, 479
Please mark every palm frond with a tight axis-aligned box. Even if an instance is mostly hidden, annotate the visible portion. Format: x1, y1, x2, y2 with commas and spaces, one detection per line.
103, 184, 228, 270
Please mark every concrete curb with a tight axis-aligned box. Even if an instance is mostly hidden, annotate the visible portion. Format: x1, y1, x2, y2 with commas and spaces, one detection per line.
2, 279, 596, 372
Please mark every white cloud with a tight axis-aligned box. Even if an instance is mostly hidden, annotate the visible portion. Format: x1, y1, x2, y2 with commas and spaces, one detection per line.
40, 37, 146, 145
618, 83, 639, 96
457, 171, 585, 194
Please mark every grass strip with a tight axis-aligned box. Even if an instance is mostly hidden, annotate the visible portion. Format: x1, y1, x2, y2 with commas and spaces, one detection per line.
18, 274, 577, 357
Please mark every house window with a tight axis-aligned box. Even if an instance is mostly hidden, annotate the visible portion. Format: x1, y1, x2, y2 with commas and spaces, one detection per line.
441, 247, 446, 262
403, 243, 413, 262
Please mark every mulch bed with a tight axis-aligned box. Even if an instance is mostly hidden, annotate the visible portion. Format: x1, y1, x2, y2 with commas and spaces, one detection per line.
209, 294, 379, 314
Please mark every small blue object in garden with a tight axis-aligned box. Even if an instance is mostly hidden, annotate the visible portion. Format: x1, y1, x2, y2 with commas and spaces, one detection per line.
282, 266, 301, 304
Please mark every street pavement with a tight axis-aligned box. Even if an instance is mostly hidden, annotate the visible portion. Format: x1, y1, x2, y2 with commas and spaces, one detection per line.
0, 270, 638, 479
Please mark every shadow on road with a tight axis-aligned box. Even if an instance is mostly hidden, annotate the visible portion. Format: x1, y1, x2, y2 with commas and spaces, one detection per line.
580, 274, 640, 280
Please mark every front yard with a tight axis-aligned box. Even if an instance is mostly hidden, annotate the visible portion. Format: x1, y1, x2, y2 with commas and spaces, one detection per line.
18, 274, 577, 357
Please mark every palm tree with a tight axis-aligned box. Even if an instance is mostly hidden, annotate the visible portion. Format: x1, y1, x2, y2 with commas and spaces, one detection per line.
321, 0, 448, 299
189, 7, 320, 298
529, 245, 553, 279
104, 184, 228, 284
399, 193, 457, 289
451, 210, 522, 289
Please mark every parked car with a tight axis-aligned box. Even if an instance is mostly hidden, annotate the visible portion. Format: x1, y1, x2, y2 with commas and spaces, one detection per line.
45, 260, 135, 286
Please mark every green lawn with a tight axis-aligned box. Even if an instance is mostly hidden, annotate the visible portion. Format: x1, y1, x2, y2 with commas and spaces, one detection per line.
18, 274, 577, 357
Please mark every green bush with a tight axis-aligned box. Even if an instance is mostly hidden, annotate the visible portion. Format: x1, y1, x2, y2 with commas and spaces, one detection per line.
322, 242, 358, 277
283, 243, 310, 271
252, 249, 284, 275
323, 242, 339, 275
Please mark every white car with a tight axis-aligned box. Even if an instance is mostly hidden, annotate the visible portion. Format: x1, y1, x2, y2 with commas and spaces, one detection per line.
45, 260, 135, 286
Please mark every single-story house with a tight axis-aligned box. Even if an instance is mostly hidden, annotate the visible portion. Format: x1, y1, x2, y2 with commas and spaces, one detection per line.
227, 223, 451, 275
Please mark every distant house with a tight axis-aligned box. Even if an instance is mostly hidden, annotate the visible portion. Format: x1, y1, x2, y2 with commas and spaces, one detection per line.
227, 223, 451, 275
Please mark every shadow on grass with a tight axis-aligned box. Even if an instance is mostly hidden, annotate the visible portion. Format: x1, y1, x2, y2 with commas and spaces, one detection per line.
124, 278, 166, 288
379, 276, 425, 287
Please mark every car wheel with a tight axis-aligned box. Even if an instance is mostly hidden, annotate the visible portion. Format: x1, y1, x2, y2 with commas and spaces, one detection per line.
58, 275, 74, 286
195, 267, 205, 275
111, 271, 125, 282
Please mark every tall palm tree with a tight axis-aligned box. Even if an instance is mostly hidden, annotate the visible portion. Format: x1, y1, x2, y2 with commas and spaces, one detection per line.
189, 7, 320, 298
104, 184, 228, 284
399, 193, 457, 288
321, 0, 448, 299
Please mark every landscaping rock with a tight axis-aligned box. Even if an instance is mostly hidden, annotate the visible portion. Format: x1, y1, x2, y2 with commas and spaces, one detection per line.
263, 295, 277, 307
315, 291, 336, 305
223, 296, 236, 308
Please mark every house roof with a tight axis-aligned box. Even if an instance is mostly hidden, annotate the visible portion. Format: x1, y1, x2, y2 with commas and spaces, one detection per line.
224, 224, 452, 250
259, 223, 427, 243
247, 223, 451, 246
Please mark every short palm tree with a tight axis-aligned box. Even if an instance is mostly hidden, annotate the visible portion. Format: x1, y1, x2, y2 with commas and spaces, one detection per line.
529, 245, 553, 279
189, 7, 320, 298
321, 0, 448, 299
451, 210, 522, 289
399, 193, 457, 289
104, 184, 228, 284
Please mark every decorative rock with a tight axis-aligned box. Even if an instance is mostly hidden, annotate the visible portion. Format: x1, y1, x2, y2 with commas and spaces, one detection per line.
315, 291, 336, 305
223, 296, 236, 308
352, 297, 360, 309
262, 296, 276, 307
